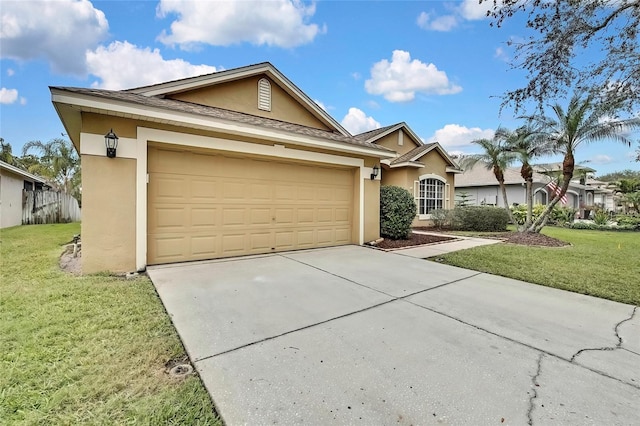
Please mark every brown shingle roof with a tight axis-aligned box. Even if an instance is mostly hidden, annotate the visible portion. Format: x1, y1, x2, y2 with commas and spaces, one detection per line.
390, 143, 437, 164
352, 124, 399, 142
52, 86, 393, 153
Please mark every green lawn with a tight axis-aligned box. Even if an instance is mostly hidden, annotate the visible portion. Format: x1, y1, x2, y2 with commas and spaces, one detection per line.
437, 227, 640, 306
0, 224, 220, 425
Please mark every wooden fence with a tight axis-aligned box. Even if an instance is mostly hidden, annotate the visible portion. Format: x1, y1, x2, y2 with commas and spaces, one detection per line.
23, 190, 81, 225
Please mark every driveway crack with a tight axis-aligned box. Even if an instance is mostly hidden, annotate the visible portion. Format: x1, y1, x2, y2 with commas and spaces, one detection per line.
527, 353, 544, 426
570, 306, 637, 362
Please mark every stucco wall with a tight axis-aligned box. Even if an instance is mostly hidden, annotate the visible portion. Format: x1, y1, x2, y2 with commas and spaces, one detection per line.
81, 154, 136, 274
373, 130, 417, 156
0, 170, 24, 228
167, 75, 331, 131
381, 150, 455, 226
455, 185, 526, 207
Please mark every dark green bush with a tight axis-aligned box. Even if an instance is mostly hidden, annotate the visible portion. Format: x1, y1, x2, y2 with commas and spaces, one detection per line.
570, 221, 637, 231
450, 206, 510, 232
380, 186, 417, 239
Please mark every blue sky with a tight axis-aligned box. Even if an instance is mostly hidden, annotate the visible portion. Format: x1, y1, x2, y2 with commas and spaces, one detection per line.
1, 0, 638, 176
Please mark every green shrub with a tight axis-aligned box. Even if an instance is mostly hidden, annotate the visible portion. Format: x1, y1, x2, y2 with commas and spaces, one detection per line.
592, 209, 610, 225
380, 186, 417, 239
510, 204, 576, 226
615, 215, 640, 227
450, 206, 509, 232
430, 208, 451, 229
570, 221, 637, 231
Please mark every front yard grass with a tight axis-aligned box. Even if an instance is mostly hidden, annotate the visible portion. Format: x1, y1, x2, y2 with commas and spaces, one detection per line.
436, 227, 640, 306
1, 223, 220, 425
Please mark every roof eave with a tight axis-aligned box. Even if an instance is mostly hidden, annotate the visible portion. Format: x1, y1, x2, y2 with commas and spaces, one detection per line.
51, 89, 395, 160
126, 63, 351, 137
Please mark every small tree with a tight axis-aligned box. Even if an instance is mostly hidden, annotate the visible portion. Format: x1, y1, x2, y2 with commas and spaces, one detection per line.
380, 186, 417, 240
455, 191, 474, 207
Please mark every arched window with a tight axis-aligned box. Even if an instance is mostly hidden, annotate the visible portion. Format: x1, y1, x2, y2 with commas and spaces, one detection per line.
257, 78, 271, 111
416, 175, 447, 216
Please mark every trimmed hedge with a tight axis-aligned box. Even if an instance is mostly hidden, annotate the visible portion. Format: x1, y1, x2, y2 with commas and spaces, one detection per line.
380, 186, 417, 239
570, 221, 638, 231
450, 206, 510, 232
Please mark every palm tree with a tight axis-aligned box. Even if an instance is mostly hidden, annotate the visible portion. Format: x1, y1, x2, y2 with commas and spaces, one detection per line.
22, 138, 80, 194
459, 129, 517, 223
503, 124, 556, 228
0, 138, 17, 165
525, 93, 640, 232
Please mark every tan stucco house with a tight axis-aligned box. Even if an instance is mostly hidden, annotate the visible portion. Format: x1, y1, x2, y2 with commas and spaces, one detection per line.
357, 123, 461, 225
51, 63, 459, 274
0, 160, 49, 229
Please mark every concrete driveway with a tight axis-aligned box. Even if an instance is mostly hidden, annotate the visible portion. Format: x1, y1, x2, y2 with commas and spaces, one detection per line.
148, 245, 639, 425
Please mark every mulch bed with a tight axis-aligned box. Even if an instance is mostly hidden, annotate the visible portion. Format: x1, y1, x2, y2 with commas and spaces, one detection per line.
492, 231, 570, 247
373, 233, 457, 250
374, 229, 569, 250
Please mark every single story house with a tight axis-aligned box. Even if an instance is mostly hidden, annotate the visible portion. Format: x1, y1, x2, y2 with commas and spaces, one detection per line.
455, 163, 595, 214
0, 160, 49, 228
355, 123, 461, 224
51, 62, 460, 274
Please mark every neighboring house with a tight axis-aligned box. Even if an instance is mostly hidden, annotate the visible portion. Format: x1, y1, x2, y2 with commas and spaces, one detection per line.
355, 123, 461, 225
0, 160, 49, 228
455, 163, 594, 213
586, 178, 617, 212
53, 62, 461, 274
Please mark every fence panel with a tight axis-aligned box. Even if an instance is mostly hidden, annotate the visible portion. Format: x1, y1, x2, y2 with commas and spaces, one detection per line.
22, 190, 81, 224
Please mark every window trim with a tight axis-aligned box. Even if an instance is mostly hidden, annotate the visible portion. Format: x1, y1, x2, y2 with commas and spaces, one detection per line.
415, 174, 448, 219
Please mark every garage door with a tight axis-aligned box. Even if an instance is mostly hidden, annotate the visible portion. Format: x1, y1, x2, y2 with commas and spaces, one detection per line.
147, 146, 354, 264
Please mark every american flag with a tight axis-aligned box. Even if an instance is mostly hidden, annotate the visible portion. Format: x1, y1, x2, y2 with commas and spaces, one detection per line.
547, 180, 568, 204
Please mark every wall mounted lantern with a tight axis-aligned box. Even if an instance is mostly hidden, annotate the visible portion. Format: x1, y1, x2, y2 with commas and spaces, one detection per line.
105, 129, 118, 158
370, 165, 379, 180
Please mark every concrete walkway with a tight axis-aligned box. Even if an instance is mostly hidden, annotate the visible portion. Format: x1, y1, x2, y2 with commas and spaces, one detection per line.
393, 230, 502, 258
148, 245, 639, 425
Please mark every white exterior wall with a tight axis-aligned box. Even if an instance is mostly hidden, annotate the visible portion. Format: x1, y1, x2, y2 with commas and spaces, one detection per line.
456, 184, 527, 207
0, 169, 25, 228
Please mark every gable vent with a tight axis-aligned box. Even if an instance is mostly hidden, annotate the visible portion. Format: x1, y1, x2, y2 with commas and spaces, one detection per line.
258, 78, 271, 111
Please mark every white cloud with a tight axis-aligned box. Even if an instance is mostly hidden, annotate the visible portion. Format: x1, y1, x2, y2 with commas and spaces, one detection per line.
157, 0, 324, 49
427, 124, 495, 149
364, 50, 462, 102
86, 41, 218, 90
590, 154, 613, 164
459, 0, 492, 20
351, 72, 361, 80
416, 12, 458, 32
0, 88, 19, 104
417, 0, 491, 32
0, 0, 108, 74
20, 97, 27, 105
494, 47, 509, 62
341, 107, 380, 135
7, 69, 15, 77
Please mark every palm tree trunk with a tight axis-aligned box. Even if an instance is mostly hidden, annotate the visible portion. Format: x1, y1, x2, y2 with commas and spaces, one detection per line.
528, 152, 574, 232
499, 181, 516, 224
525, 180, 533, 229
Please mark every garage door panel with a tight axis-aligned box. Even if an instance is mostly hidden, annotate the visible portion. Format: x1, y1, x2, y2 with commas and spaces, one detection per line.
148, 147, 354, 264
250, 208, 272, 225
191, 208, 218, 227
222, 181, 248, 200
222, 208, 246, 226
191, 178, 218, 201
191, 235, 219, 257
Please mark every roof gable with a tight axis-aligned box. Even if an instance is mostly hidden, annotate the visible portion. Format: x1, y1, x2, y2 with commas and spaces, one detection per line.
127, 62, 349, 136
354, 122, 422, 148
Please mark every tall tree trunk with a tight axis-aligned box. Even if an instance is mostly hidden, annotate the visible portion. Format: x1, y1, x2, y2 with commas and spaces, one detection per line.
494, 166, 516, 224
528, 152, 575, 232
498, 180, 516, 224
525, 179, 533, 229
